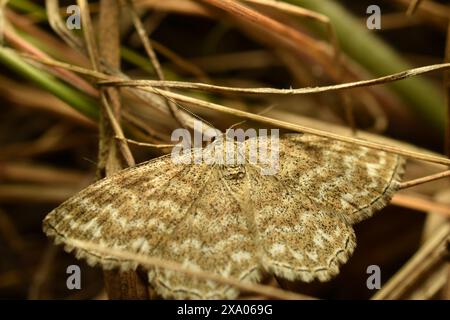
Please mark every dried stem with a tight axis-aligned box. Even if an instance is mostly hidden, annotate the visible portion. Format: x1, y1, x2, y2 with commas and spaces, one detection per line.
95, 0, 143, 299
46, 0, 84, 52
4, 25, 97, 96
28, 53, 450, 158
28, 243, 57, 299
445, 23, 450, 156
242, 0, 341, 62
399, 170, 450, 189
76, 0, 99, 71
15, 51, 450, 168
145, 87, 450, 167
100, 95, 135, 168
0, 208, 27, 254
99, 63, 450, 95
28, 53, 450, 167
67, 238, 314, 300
442, 11, 450, 301
198, 0, 336, 75
115, 136, 175, 149
392, 194, 450, 218
406, 0, 424, 16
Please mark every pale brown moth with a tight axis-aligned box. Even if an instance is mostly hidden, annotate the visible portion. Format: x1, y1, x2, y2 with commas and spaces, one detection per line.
43, 133, 404, 299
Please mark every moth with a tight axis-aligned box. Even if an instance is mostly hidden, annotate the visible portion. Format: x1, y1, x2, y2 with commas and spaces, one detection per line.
43, 133, 404, 299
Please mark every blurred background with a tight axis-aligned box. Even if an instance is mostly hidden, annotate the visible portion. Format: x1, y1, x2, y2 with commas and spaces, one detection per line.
0, 0, 449, 299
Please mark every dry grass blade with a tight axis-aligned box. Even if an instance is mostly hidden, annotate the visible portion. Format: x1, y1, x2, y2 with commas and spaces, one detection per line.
0, 184, 81, 203
393, 0, 449, 30
27, 54, 450, 168
142, 86, 450, 166
406, 0, 424, 16
27, 244, 57, 299
22, 53, 108, 80
400, 170, 450, 189
0, 0, 7, 44
445, 23, 450, 156
20, 53, 222, 138
372, 223, 449, 299
115, 136, 175, 149
76, 0, 99, 71
66, 238, 313, 300
136, 0, 211, 16
151, 40, 209, 81
441, 1, 450, 298
100, 94, 135, 167
124, 0, 187, 128
392, 193, 450, 218
46, 0, 85, 52
242, 0, 341, 62
96, 0, 144, 299
198, 0, 340, 78
0, 208, 27, 254
4, 25, 97, 96
14, 53, 450, 172
75, 0, 135, 170
99, 62, 450, 95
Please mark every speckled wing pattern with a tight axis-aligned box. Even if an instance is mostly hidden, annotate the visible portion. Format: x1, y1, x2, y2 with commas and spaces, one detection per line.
43, 133, 404, 299
248, 134, 404, 283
